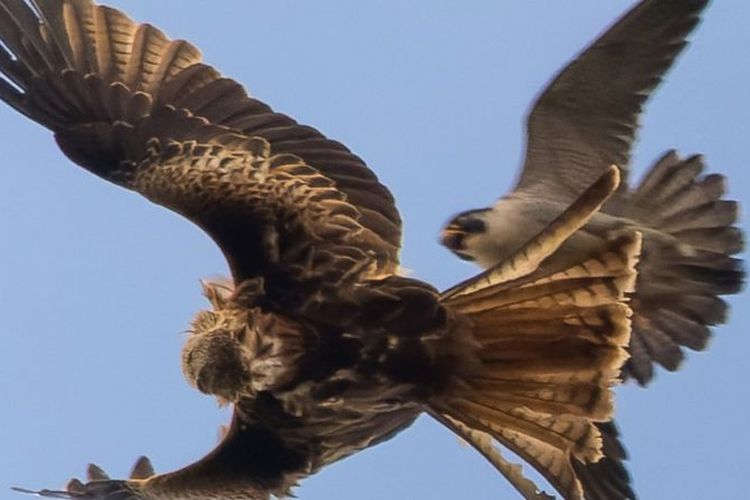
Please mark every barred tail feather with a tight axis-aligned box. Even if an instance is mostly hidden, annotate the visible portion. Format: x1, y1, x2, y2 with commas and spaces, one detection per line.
573, 421, 635, 500
433, 414, 554, 500
432, 231, 640, 499
622, 151, 745, 384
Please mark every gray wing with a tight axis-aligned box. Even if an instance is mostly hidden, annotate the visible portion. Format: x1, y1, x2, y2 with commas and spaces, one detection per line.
515, 0, 708, 205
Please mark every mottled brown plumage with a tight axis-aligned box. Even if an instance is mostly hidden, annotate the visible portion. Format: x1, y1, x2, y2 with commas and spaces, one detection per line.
1, 1, 639, 499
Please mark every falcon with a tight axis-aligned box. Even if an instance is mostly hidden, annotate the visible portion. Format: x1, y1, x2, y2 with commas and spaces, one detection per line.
1, 1, 638, 499
441, 0, 744, 386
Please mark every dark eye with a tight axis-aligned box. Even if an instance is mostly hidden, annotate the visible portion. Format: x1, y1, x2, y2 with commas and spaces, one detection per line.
441, 230, 464, 251
461, 218, 486, 234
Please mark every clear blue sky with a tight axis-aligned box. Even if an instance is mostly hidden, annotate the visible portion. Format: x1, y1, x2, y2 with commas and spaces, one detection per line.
1, 1, 747, 498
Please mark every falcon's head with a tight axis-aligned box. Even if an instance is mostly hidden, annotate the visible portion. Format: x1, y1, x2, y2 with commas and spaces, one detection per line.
440, 208, 492, 262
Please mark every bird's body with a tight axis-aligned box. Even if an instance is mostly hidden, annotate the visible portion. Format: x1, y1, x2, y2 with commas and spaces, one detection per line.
0, 1, 641, 499
463, 196, 618, 270
476, 191, 692, 274
441, 0, 744, 385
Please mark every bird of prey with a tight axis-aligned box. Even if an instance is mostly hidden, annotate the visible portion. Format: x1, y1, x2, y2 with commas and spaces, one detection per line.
441, 0, 744, 386
0, 1, 640, 499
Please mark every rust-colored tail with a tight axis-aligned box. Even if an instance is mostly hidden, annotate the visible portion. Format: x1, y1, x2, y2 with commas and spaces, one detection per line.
431, 167, 639, 499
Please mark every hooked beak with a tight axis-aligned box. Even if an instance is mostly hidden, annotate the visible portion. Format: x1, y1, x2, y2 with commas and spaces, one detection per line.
440, 224, 464, 250
440, 225, 475, 261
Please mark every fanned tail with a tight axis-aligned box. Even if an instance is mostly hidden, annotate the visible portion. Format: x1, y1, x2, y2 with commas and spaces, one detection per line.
621, 151, 745, 384
430, 167, 639, 499
433, 232, 639, 499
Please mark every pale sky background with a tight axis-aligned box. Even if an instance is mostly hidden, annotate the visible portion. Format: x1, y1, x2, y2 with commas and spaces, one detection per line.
1, 1, 748, 499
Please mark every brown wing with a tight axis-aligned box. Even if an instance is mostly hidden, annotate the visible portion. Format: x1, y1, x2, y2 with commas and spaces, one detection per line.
18, 398, 419, 499
14, 411, 309, 499
0, 0, 401, 281
515, 0, 708, 205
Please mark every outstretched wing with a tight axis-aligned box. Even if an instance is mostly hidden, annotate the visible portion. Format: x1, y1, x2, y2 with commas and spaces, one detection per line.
13, 411, 305, 499
0, 0, 401, 283
515, 0, 708, 206
15, 398, 421, 499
